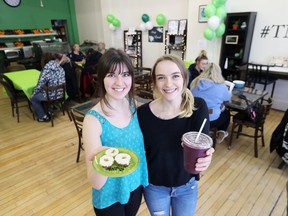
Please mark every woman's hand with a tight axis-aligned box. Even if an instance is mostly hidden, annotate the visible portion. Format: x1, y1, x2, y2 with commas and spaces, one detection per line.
195, 147, 215, 172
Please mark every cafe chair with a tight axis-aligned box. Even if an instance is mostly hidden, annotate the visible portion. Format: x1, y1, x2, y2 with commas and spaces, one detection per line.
134, 67, 153, 92
246, 63, 278, 98
43, 84, 71, 127
0, 79, 32, 123
70, 109, 84, 163
6, 64, 26, 72
228, 98, 273, 157
135, 89, 154, 100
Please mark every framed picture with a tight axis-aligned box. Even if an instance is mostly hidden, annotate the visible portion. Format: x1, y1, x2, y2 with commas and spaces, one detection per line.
178, 19, 187, 35
225, 35, 239, 44
168, 20, 179, 34
198, 5, 208, 23
148, 26, 164, 43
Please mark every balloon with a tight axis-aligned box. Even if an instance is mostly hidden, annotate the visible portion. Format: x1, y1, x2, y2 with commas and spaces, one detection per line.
109, 23, 116, 31
156, 14, 166, 26
145, 21, 154, 30
106, 14, 115, 23
216, 6, 227, 20
204, 28, 215, 41
112, 18, 121, 27
139, 22, 146, 31
212, 0, 225, 8
205, 3, 216, 18
208, 16, 220, 30
142, 14, 150, 23
215, 22, 226, 37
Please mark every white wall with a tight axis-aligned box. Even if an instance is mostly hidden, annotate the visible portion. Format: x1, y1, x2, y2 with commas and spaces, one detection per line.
74, 0, 288, 110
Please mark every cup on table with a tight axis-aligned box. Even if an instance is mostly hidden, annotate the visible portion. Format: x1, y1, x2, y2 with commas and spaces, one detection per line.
182, 131, 212, 174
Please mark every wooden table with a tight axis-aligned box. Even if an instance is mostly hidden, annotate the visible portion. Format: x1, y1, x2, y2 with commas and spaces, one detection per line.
225, 87, 268, 111
4, 69, 40, 98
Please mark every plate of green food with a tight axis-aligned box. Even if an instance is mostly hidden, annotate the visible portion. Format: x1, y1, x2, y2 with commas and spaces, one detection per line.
92, 147, 139, 177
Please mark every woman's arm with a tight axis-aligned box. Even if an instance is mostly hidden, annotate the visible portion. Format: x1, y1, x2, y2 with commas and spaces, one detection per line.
83, 112, 108, 190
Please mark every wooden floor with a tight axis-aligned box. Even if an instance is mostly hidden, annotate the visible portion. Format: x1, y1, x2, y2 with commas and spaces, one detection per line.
0, 89, 287, 216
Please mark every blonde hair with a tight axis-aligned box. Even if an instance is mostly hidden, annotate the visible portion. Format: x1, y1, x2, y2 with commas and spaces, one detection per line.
152, 55, 195, 118
190, 63, 225, 88
195, 50, 208, 63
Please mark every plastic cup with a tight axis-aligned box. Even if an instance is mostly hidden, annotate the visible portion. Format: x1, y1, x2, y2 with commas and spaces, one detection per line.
182, 131, 212, 174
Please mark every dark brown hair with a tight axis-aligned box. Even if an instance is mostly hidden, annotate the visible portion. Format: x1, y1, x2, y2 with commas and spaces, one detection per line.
97, 48, 136, 113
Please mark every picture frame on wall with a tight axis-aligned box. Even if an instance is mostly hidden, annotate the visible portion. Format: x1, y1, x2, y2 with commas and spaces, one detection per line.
148, 26, 164, 43
168, 20, 179, 34
198, 5, 208, 23
225, 35, 239, 44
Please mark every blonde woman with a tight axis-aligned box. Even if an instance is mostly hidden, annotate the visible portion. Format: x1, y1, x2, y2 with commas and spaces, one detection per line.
190, 63, 232, 143
138, 55, 214, 216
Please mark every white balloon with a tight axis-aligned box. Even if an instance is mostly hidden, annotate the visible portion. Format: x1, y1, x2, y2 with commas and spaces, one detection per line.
208, 16, 220, 30
145, 21, 154, 30
139, 22, 146, 31
109, 23, 116, 31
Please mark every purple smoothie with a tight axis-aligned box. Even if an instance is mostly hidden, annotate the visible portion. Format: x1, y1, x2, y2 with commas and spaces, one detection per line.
182, 132, 212, 174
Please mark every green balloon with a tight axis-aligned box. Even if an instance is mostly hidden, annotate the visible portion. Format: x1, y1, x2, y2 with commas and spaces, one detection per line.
112, 18, 121, 27
142, 14, 150, 23
216, 6, 227, 20
156, 14, 166, 26
212, 0, 224, 8
203, 28, 215, 41
215, 22, 226, 37
205, 3, 216, 18
106, 14, 115, 23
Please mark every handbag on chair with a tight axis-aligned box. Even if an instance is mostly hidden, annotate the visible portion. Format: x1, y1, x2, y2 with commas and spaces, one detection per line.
238, 94, 262, 123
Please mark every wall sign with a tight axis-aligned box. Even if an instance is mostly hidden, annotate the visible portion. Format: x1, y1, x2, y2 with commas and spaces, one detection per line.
148, 27, 163, 43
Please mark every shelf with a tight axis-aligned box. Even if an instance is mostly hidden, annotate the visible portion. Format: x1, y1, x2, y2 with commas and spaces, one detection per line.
0, 33, 57, 39
0, 45, 33, 51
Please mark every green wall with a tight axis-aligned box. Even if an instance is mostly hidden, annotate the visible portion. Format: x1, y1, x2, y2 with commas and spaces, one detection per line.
0, 0, 79, 44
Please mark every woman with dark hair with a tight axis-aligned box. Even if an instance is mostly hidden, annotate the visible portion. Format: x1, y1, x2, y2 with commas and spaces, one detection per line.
31, 53, 67, 122
83, 48, 148, 216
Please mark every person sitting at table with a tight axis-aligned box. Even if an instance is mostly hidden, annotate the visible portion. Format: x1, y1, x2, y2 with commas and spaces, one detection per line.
187, 50, 209, 88
190, 63, 232, 144
60, 56, 80, 101
84, 48, 102, 75
98, 42, 107, 54
68, 43, 86, 66
31, 53, 67, 122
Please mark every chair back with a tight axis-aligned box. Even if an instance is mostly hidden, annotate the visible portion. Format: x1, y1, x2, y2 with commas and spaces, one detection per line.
246, 63, 271, 86
258, 98, 273, 126
71, 109, 84, 137
0, 79, 17, 102
43, 83, 66, 103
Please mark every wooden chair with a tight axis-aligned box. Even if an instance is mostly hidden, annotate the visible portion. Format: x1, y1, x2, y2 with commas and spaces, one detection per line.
246, 63, 278, 98
43, 84, 71, 127
228, 98, 273, 157
70, 109, 84, 163
134, 67, 152, 91
0, 79, 32, 122
6, 64, 26, 72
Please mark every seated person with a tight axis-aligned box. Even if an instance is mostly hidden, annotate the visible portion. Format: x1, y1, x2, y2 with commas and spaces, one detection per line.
68, 43, 86, 66
61, 56, 79, 101
98, 42, 107, 54
187, 50, 208, 88
84, 48, 102, 75
190, 63, 232, 143
31, 53, 67, 122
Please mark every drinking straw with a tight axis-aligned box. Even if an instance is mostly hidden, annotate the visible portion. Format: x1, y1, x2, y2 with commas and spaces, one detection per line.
195, 118, 207, 143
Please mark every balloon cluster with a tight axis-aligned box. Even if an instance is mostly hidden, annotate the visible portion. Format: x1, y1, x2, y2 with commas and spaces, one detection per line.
203, 0, 227, 41
139, 14, 154, 31
106, 14, 121, 31
138, 13, 166, 31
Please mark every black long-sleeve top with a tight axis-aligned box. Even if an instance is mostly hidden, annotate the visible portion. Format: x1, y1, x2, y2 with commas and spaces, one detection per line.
137, 97, 210, 187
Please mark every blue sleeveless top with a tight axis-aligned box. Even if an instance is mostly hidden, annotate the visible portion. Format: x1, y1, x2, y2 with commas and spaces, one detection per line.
86, 108, 148, 209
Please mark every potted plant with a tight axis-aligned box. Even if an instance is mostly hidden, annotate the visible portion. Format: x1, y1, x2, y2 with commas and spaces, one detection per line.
232, 20, 240, 30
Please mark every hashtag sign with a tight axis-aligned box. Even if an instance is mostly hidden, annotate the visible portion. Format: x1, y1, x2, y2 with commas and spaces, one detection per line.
260, 26, 270, 38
